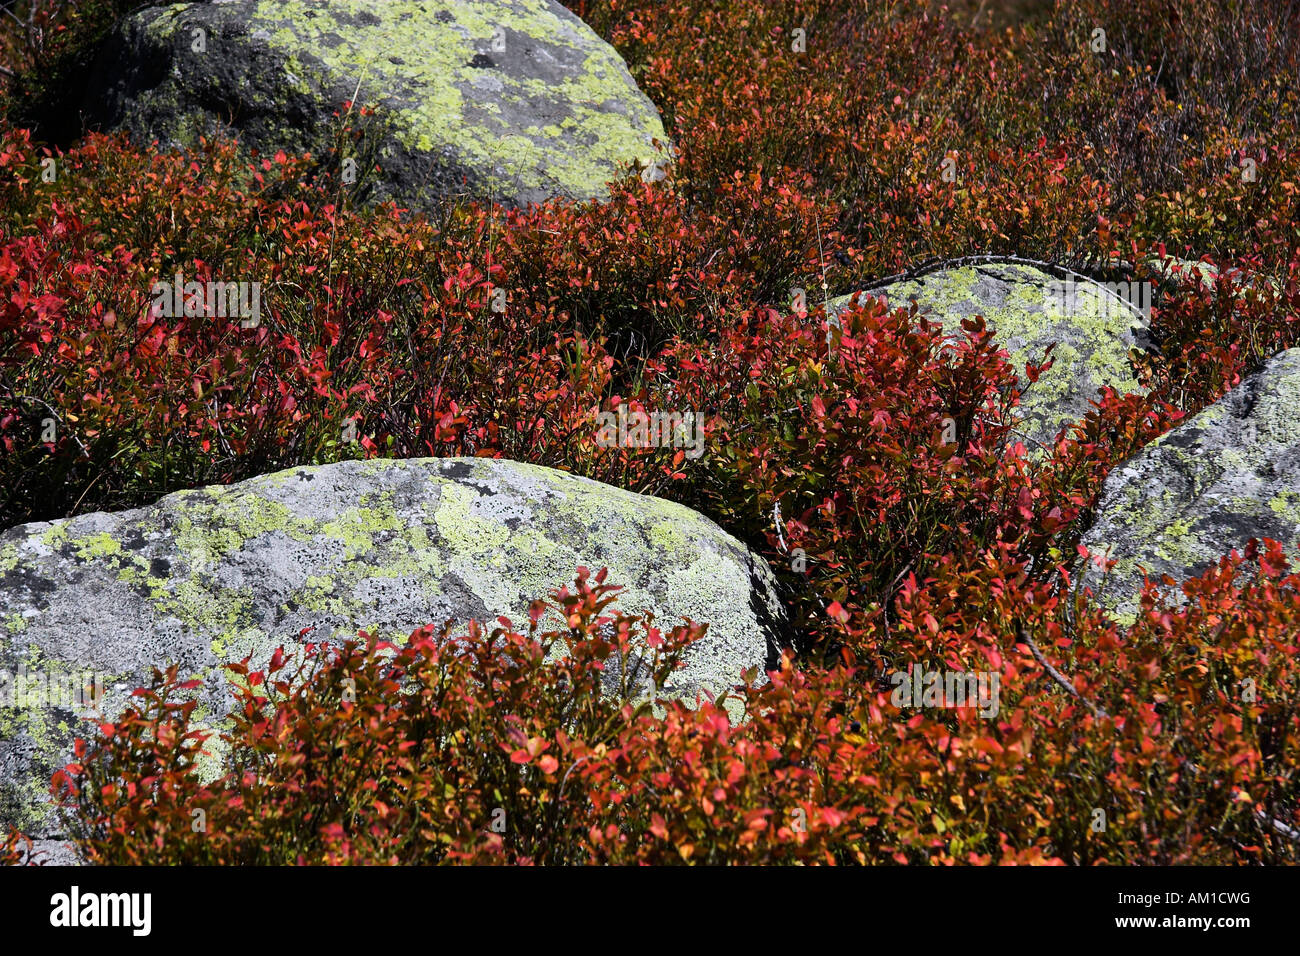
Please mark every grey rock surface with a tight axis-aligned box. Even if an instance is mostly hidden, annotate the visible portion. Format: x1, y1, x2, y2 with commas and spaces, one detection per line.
1080, 348, 1300, 624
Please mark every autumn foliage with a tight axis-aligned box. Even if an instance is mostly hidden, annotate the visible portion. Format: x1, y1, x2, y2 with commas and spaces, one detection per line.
3, 0, 1300, 863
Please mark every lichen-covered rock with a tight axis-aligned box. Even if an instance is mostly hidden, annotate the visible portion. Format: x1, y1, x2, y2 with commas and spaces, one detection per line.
1079, 348, 1300, 625
85, 0, 668, 208
0, 458, 785, 837
828, 261, 1147, 449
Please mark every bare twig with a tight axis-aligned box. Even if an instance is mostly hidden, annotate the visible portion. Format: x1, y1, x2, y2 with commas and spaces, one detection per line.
1018, 627, 1107, 719
772, 500, 787, 553
1256, 809, 1300, 843
1020, 629, 1299, 846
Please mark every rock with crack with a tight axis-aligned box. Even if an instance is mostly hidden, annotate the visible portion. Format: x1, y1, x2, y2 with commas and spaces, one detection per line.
827, 261, 1148, 450
0, 457, 786, 838
1079, 348, 1300, 625
83, 0, 669, 209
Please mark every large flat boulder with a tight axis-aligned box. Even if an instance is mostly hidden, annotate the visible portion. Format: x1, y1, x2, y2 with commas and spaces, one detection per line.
0, 458, 785, 837
828, 261, 1147, 449
85, 0, 668, 208
1080, 348, 1300, 624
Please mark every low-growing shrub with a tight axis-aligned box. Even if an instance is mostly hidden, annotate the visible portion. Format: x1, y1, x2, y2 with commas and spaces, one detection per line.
46, 555, 1300, 865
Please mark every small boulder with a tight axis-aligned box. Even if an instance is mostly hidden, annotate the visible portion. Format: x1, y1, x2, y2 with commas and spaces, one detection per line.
828, 260, 1147, 449
1080, 348, 1300, 624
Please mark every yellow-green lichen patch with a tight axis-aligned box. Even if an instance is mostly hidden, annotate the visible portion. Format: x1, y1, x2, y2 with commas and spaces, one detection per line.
0, 645, 134, 835
141, 4, 190, 43
67, 533, 123, 562
1267, 491, 1300, 525
1150, 516, 1208, 568
190, 721, 229, 786
171, 496, 299, 568
0, 704, 70, 834
318, 496, 405, 558
0, 540, 20, 574
38, 524, 70, 551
